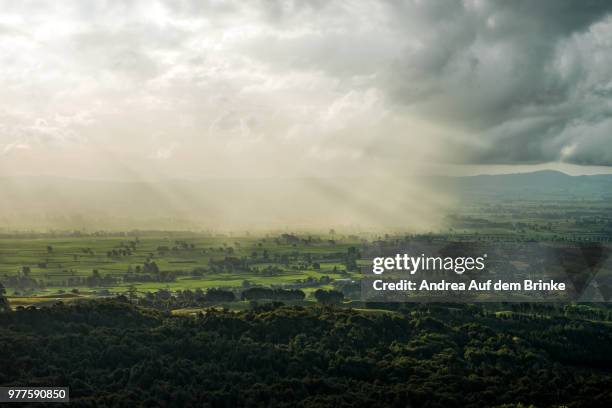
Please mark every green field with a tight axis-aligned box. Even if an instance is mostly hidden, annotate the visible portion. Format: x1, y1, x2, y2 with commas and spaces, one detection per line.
3, 181, 612, 309
0, 232, 362, 307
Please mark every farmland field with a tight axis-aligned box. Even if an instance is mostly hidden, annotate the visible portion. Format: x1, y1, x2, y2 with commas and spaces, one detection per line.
0, 232, 363, 306
3, 173, 612, 309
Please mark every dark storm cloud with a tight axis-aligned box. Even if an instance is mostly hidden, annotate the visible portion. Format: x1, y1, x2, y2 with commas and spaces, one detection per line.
162, 0, 612, 166
382, 0, 612, 165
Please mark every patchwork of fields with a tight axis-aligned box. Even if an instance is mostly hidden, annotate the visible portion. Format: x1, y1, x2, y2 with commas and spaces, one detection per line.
3, 181, 612, 309
0, 233, 363, 306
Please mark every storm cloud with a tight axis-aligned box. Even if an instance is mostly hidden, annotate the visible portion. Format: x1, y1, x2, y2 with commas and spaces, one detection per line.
1, 0, 612, 182
380, 0, 612, 165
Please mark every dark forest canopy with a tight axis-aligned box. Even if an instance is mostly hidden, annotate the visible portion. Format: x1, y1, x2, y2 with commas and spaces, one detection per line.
2, 300, 612, 407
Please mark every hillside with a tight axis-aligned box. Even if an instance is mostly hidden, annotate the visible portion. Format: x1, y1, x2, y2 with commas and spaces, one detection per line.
451, 170, 612, 199
1, 300, 612, 407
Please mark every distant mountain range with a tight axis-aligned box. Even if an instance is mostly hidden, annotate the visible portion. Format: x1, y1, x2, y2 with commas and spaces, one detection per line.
449, 170, 612, 199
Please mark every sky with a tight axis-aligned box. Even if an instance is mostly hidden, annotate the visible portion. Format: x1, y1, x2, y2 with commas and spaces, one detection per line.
1, 0, 612, 183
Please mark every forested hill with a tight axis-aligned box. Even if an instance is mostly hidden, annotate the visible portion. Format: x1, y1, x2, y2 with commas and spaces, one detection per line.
2, 300, 612, 407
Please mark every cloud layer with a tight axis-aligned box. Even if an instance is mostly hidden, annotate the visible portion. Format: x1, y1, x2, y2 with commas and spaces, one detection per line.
1, 0, 612, 181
